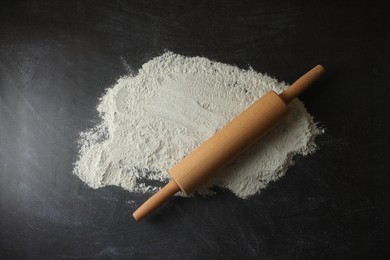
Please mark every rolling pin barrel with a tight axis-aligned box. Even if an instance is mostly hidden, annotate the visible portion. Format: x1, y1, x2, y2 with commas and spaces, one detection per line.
170, 91, 288, 194
133, 65, 325, 221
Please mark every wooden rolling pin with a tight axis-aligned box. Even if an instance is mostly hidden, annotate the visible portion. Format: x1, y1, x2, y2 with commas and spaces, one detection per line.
133, 65, 325, 221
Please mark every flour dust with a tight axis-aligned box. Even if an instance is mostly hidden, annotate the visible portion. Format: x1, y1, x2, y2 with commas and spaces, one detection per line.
73, 52, 322, 198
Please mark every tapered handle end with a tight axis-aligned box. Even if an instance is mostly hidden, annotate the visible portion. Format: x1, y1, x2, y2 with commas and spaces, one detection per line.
279, 65, 325, 104
133, 180, 181, 221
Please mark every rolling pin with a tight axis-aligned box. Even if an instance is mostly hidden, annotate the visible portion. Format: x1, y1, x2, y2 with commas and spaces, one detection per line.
133, 65, 325, 221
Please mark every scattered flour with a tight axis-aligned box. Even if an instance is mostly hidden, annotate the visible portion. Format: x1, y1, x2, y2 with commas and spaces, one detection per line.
73, 52, 321, 198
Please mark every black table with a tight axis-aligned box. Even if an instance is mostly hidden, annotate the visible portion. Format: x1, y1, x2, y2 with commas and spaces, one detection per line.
1, 1, 389, 259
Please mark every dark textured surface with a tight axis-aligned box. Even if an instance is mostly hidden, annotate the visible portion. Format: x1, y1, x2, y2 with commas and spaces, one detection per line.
1, 0, 389, 259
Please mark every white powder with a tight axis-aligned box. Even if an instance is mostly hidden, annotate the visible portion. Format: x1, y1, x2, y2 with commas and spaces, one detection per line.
73, 52, 321, 198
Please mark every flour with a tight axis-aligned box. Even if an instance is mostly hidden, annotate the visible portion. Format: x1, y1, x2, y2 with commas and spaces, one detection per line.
73, 52, 322, 198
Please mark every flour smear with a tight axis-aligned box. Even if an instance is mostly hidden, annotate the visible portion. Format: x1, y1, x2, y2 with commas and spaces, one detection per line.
73, 52, 322, 198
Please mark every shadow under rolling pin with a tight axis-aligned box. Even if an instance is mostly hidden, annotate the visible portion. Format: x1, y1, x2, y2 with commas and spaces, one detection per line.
133, 65, 326, 221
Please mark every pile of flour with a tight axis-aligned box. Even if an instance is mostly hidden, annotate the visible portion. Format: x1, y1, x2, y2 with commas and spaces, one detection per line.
73, 52, 321, 198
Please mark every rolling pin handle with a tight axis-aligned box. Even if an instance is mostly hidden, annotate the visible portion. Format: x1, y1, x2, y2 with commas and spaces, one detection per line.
279, 65, 325, 104
133, 180, 180, 221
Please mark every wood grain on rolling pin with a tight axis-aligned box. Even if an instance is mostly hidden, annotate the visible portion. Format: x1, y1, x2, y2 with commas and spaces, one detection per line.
170, 91, 289, 195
